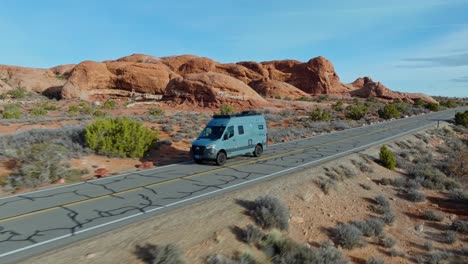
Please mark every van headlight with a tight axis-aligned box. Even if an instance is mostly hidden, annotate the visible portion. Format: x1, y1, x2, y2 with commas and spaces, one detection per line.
206, 144, 216, 154
206, 144, 216, 149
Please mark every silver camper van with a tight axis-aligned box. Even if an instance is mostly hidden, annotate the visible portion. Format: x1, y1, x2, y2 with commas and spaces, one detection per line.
191, 111, 267, 165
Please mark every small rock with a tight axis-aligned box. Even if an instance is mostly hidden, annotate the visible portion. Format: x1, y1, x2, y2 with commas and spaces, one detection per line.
291, 216, 305, 224
94, 168, 109, 178
86, 253, 97, 259
431, 203, 439, 208
415, 223, 424, 232
139, 161, 154, 169
449, 214, 457, 221
389, 197, 396, 201
52, 178, 66, 184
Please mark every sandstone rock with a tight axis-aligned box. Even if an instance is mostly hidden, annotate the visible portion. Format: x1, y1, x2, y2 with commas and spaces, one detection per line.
215, 63, 264, 84
291, 216, 305, 224
115, 53, 161, 64
62, 61, 114, 99
249, 80, 310, 99
164, 72, 268, 107
139, 161, 154, 169
0, 78, 12, 93
350, 77, 437, 103
161, 55, 200, 71
94, 168, 109, 178
107, 61, 177, 94
52, 178, 66, 184
50, 64, 76, 78
178, 57, 218, 75
0, 65, 66, 94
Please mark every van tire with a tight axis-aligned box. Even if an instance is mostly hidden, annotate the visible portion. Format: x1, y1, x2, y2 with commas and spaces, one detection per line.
253, 144, 263, 157
194, 158, 203, 164
216, 152, 227, 166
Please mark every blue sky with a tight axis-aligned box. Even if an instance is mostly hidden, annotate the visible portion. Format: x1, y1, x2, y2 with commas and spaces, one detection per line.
1, 0, 468, 97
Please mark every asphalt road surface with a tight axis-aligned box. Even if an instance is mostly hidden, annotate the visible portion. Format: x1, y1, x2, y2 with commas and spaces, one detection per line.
0, 107, 466, 263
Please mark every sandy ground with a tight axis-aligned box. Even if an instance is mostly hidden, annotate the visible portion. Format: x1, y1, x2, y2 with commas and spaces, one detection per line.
22, 127, 467, 264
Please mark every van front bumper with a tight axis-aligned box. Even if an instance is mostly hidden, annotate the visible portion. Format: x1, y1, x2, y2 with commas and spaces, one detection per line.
191, 145, 217, 160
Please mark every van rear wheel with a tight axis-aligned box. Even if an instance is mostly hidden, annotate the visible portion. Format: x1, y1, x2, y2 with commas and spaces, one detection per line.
253, 145, 263, 157
216, 152, 226, 166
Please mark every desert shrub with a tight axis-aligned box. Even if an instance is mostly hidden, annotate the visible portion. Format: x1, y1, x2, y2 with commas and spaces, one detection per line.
439, 99, 458, 108
148, 107, 165, 117
409, 163, 459, 190
309, 108, 330, 121
240, 224, 264, 244
424, 102, 440, 112
445, 149, 468, 180
218, 104, 235, 115
92, 109, 107, 117
42, 102, 57, 111
68, 103, 94, 116
339, 165, 357, 178
451, 220, 468, 234
331, 100, 344, 111
345, 104, 368, 120
366, 257, 384, 264
424, 241, 433, 251
172, 133, 183, 142
205, 253, 256, 264
134, 243, 186, 264
378, 103, 400, 120
427, 251, 452, 264
103, 99, 116, 109
423, 210, 443, 222
382, 211, 396, 225
375, 195, 390, 207
442, 231, 457, 244
310, 241, 348, 264
454, 110, 468, 127
462, 246, 468, 255
351, 218, 385, 237
2, 104, 21, 119
448, 189, 468, 203
85, 117, 156, 158
331, 223, 363, 249
7, 143, 71, 189
406, 189, 426, 202
7, 87, 28, 99
389, 248, 405, 257
380, 145, 396, 170
381, 236, 396, 248
316, 177, 337, 194
31, 107, 47, 116
249, 196, 289, 230
0, 125, 87, 157
67, 105, 80, 115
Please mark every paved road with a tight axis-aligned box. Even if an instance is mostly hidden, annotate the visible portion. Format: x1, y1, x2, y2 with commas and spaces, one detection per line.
0, 107, 466, 263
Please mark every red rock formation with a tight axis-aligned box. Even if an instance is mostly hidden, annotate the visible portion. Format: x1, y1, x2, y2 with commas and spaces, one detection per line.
349, 77, 437, 103
164, 72, 267, 107
61, 61, 114, 99
0, 65, 66, 94
249, 80, 310, 99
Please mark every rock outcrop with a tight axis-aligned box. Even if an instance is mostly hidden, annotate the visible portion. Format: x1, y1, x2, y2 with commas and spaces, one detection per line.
249, 80, 310, 99
164, 72, 267, 107
349, 77, 437, 103
0, 65, 66, 94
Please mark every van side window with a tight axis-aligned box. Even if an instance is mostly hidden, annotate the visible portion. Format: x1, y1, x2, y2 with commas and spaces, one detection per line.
258, 125, 264, 130
238, 126, 244, 135
225, 126, 234, 139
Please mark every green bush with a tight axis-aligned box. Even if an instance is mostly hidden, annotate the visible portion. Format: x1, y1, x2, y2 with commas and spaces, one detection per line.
92, 109, 107, 117
345, 104, 368, 120
366, 257, 384, 264
240, 224, 264, 244
423, 210, 443, 222
2, 104, 22, 119
103, 100, 117, 109
332, 224, 363, 249
8, 143, 71, 189
454, 111, 468, 127
42, 102, 57, 111
7, 87, 28, 99
331, 100, 344, 111
67, 105, 80, 115
31, 107, 47, 116
440, 100, 458, 108
425, 102, 440, 112
206, 253, 256, 264
85, 117, 156, 158
380, 145, 396, 170
309, 108, 330, 121
148, 107, 165, 117
414, 98, 425, 108
378, 104, 400, 119
218, 104, 235, 115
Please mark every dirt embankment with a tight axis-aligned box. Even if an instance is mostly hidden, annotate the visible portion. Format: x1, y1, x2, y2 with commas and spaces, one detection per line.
23, 126, 468, 264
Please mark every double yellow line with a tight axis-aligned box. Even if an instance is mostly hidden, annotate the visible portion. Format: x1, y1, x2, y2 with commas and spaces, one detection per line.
0, 117, 430, 223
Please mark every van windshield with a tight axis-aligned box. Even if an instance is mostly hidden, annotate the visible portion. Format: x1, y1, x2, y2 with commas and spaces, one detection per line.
199, 126, 226, 140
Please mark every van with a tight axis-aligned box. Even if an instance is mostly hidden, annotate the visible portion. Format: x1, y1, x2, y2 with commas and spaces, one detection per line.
191, 111, 268, 165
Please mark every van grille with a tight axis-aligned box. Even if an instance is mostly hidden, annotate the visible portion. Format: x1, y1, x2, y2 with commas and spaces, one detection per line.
191, 145, 206, 155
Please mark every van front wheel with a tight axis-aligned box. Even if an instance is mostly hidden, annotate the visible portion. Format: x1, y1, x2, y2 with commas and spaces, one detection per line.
216, 152, 226, 166
253, 145, 263, 157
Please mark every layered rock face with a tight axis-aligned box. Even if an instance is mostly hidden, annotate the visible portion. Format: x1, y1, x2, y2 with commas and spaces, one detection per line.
349, 77, 437, 103
0, 53, 436, 105
164, 72, 267, 107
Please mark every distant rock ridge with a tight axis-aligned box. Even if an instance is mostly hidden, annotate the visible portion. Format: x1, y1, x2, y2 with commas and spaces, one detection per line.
0, 53, 436, 105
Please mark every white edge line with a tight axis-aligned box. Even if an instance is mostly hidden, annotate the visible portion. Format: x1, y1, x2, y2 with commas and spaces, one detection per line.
0, 122, 435, 259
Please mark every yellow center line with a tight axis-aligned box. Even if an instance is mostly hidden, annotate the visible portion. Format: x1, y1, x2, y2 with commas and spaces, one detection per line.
0, 118, 427, 223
